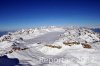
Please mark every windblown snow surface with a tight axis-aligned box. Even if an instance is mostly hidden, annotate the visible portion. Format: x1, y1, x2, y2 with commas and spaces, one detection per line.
0, 26, 100, 66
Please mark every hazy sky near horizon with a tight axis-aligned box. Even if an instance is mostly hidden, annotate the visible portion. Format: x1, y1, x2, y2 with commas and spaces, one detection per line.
0, 0, 100, 31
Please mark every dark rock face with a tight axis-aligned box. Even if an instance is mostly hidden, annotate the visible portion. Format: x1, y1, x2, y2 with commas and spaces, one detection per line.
0, 55, 20, 66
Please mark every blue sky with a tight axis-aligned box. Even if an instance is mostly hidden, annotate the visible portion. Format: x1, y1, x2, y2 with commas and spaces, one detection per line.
0, 0, 100, 31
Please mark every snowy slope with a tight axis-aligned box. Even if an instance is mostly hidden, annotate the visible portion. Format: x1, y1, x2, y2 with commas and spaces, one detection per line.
0, 26, 100, 66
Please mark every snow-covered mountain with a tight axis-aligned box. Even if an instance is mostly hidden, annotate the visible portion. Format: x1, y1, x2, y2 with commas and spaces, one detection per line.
0, 26, 100, 66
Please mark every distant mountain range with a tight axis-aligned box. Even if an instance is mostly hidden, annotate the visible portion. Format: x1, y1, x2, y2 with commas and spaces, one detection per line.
0, 27, 100, 37
92, 28, 100, 33
0, 31, 8, 37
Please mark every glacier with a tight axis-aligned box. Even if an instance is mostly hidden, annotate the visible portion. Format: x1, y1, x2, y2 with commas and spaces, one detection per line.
0, 26, 100, 66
